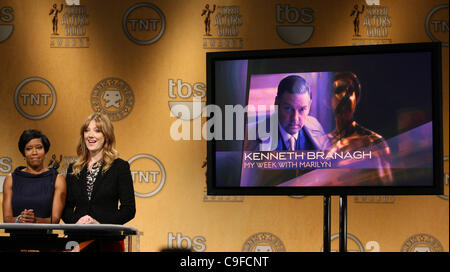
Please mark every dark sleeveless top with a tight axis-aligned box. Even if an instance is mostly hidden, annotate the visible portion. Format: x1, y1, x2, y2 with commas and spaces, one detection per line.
11, 166, 56, 218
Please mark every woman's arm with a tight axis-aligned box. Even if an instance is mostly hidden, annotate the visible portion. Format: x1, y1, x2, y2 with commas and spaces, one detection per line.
61, 165, 79, 224
108, 159, 136, 224
2, 175, 17, 223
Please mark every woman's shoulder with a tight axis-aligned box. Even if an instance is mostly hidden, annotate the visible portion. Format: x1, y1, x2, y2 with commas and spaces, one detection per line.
112, 157, 130, 167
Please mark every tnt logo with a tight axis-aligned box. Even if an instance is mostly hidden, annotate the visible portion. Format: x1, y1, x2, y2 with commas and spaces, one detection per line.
129, 154, 166, 198
426, 4, 449, 47
168, 232, 206, 252
14, 77, 57, 120
122, 2, 166, 45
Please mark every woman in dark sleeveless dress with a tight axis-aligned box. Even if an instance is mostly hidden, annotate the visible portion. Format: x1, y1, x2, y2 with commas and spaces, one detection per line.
2, 130, 66, 224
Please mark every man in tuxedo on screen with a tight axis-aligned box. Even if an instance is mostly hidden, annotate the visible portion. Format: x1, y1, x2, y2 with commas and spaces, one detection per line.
245, 75, 329, 152
241, 75, 329, 187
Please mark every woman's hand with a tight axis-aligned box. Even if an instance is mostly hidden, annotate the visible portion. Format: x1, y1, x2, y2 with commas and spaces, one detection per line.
19, 209, 36, 223
75, 215, 100, 224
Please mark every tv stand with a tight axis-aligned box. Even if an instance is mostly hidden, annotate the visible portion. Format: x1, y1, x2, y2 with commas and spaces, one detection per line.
323, 195, 347, 252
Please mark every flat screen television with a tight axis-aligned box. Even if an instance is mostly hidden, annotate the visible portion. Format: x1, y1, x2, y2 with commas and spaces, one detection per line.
206, 42, 443, 195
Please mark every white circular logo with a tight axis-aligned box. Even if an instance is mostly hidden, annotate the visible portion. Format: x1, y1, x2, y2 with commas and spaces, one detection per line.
242, 232, 286, 252
91, 77, 134, 121
401, 233, 443, 252
14, 77, 57, 120
128, 154, 166, 197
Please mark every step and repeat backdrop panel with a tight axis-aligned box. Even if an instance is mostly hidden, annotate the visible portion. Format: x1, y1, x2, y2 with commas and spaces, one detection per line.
0, 0, 448, 252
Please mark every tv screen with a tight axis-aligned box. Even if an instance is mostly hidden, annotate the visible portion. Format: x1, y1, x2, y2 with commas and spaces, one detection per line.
206, 42, 443, 195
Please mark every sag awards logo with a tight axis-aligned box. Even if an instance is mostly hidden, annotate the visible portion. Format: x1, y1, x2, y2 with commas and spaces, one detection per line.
242, 232, 286, 252
91, 77, 134, 122
202, 4, 243, 49
0, 157, 13, 194
275, 4, 314, 45
401, 233, 443, 252
128, 154, 166, 198
203, 186, 244, 202
0, 6, 14, 43
14, 77, 57, 120
351, 0, 392, 45
425, 4, 449, 47
122, 2, 166, 45
354, 195, 395, 203
49, 0, 90, 48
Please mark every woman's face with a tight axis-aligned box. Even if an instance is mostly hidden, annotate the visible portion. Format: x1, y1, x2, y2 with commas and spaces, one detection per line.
24, 138, 46, 169
84, 120, 105, 154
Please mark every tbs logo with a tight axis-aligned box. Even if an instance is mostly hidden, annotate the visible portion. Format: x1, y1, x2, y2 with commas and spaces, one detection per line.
168, 232, 206, 252
275, 4, 314, 45
168, 79, 206, 121
0, 157, 12, 193
0, 6, 14, 43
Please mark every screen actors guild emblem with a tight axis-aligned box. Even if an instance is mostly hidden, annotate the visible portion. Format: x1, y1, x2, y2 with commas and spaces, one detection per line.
242, 232, 286, 252
49, 2, 90, 48
351, 1, 392, 45
91, 78, 134, 122
202, 4, 243, 49
401, 233, 443, 252
201, 4, 216, 36
350, 4, 365, 36
49, 4, 64, 35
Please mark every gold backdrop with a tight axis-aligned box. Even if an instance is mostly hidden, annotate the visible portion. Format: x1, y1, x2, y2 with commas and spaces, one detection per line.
0, 0, 448, 252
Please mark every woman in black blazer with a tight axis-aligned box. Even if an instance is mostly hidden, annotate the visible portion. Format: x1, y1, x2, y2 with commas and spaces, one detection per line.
62, 113, 135, 250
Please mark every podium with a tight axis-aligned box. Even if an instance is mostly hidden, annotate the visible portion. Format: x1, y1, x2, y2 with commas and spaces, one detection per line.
0, 223, 139, 252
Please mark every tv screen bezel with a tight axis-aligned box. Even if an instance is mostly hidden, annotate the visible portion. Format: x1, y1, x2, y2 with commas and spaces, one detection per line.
206, 42, 443, 196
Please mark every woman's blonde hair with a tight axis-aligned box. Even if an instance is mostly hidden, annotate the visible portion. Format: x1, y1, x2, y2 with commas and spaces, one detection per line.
71, 113, 118, 175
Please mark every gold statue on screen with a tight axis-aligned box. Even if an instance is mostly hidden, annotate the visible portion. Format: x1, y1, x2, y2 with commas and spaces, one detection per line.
328, 72, 393, 184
